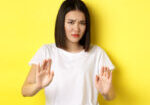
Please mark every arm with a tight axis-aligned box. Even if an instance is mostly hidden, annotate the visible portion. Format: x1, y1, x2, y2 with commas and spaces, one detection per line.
101, 84, 116, 101
95, 67, 116, 101
21, 64, 41, 97
21, 59, 54, 97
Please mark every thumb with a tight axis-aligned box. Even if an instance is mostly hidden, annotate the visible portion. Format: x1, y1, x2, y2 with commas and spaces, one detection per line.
48, 71, 54, 83
95, 75, 99, 83
50, 71, 54, 78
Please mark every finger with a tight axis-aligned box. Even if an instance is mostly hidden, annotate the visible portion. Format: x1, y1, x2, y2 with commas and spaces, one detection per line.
95, 75, 99, 84
41, 59, 46, 70
48, 70, 54, 83
106, 67, 110, 79
47, 59, 52, 73
104, 67, 107, 77
106, 67, 109, 79
37, 64, 41, 73
50, 70, 54, 77
109, 71, 113, 80
41, 59, 47, 70
107, 67, 110, 79
100, 66, 104, 77
96, 75, 99, 81
45, 59, 49, 70
44, 59, 49, 70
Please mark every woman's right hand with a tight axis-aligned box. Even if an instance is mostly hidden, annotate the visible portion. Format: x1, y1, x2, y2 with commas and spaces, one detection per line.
36, 59, 54, 89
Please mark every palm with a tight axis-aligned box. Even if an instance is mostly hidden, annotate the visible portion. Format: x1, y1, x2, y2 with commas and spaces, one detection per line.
95, 67, 112, 95
36, 59, 54, 89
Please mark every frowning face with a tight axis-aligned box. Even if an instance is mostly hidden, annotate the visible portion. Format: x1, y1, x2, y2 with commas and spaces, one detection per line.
64, 10, 86, 44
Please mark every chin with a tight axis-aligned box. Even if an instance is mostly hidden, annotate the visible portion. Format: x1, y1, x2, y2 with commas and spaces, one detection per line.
70, 41, 80, 44
72, 39, 81, 43
67, 38, 81, 43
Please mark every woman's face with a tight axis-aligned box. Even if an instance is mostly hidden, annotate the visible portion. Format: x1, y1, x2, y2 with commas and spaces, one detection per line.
64, 10, 86, 44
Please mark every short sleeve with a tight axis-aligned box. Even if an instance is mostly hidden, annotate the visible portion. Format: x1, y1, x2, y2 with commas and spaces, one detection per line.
28, 45, 46, 66
97, 48, 115, 75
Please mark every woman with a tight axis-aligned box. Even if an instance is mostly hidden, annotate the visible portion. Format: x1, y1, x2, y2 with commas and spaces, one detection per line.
21, 0, 116, 105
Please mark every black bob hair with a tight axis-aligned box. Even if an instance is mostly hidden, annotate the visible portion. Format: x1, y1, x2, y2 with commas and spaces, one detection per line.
55, 0, 91, 52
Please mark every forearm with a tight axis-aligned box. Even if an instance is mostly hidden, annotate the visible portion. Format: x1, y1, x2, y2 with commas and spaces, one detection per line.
102, 85, 116, 101
21, 83, 41, 97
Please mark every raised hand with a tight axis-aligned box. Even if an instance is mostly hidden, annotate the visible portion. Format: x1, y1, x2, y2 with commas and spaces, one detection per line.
36, 59, 54, 89
95, 66, 113, 95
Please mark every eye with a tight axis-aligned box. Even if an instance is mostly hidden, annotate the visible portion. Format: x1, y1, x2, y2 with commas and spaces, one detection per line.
80, 22, 86, 25
68, 21, 74, 24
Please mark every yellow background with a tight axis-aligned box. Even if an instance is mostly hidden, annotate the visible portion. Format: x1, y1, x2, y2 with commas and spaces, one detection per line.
0, 0, 150, 105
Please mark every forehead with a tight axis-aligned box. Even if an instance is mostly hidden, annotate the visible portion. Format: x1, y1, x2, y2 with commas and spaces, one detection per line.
65, 10, 85, 20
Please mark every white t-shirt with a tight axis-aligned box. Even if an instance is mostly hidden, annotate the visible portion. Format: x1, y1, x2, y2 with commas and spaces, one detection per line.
28, 43, 115, 105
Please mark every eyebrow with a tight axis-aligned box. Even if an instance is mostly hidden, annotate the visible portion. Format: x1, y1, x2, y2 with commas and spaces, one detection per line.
66, 19, 86, 22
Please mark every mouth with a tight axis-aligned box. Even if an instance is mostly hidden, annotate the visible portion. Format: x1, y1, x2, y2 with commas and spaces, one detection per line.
71, 34, 80, 38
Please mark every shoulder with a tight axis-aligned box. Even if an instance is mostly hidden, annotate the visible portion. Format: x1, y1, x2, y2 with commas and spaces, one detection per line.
90, 44, 104, 53
41, 43, 55, 50
40, 43, 58, 56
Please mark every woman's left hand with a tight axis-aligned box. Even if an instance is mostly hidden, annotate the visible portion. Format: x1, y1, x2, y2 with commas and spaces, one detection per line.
95, 66, 113, 96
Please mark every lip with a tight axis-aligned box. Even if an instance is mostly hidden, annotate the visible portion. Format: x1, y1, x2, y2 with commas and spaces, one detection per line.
72, 34, 79, 38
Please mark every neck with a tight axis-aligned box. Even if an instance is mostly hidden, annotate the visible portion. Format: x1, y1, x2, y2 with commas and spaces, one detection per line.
65, 41, 83, 53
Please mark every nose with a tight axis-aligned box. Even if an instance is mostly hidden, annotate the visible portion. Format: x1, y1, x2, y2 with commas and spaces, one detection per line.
74, 23, 80, 33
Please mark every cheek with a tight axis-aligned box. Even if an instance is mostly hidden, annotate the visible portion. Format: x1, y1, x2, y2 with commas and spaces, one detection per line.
80, 26, 86, 34
65, 25, 72, 34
